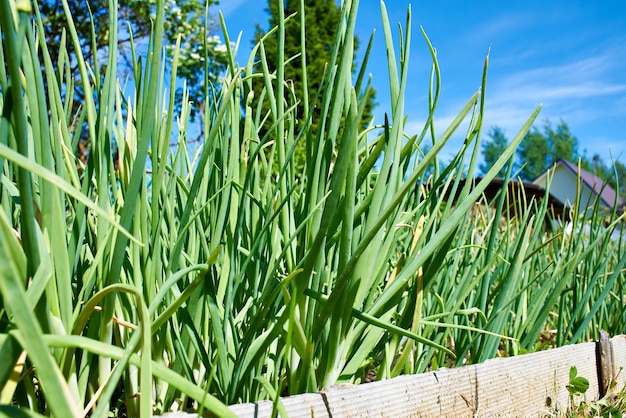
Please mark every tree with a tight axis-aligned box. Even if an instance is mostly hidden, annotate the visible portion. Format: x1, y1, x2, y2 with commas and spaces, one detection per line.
484, 120, 625, 201
251, 0, 377, 172
544, 120, 579, 165
516, 120, 580, 181
613, 160, 626, 200
479, 126, 509, 177
517, 127, 550, 180
38, 0, 228, 135
583, 154, 626, 201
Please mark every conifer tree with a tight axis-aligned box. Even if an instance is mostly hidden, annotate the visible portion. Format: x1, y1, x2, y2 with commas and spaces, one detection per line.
252, 0, 377, 173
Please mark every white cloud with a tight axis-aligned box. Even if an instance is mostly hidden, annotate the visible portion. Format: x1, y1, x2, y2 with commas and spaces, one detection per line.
398, 41, 626, 164
479, 43, 626, 142
211, 0, 247, 18
493, 71, 625, 105
363, 5, 626, 166
463, 12, 537, 46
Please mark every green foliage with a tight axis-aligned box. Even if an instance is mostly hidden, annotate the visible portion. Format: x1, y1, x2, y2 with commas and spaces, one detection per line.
566, 366, 590, 396
480, 126, 509, 176
38, 0, 228, 119
613, 160, 626, 198
559, 366, 626, 417
546, 121, 579, 164
0, 0, 625, 416
517, 126, 551, 180
482, 119, 621, 183
254, 0, 342, 105
251, 0, 377, 173
583, 155, 626, 201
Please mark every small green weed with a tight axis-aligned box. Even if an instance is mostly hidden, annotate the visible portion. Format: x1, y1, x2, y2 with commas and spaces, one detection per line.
550, 366, 626, 418
567, 366, 590, 398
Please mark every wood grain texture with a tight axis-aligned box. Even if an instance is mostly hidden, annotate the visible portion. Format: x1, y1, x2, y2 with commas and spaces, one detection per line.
227, 342, 601, 417
611, 335, 626, 392
159, 336, 626, 417
473, 342, 599, 417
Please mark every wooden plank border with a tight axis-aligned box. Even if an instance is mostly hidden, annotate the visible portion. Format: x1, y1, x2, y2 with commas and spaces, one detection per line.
611, 335, 626, 392
160, 334, 626, 417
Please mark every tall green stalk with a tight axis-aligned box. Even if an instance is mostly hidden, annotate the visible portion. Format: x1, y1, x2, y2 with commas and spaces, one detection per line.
0, 0, 624, 415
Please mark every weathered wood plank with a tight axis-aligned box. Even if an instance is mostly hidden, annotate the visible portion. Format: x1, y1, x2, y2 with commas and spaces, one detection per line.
226, 342, 600, 417
598, 330, 615, 396
611, 335, 626, 392
159, 336, 626, 417
320, 367, 476, 417
474, 342, 599, 416
228, 393, 328, 417
229, 366, 477, 417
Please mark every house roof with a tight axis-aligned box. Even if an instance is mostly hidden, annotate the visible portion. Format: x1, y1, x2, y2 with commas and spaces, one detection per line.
552, 159, 625, 210
440, 177, 567, 220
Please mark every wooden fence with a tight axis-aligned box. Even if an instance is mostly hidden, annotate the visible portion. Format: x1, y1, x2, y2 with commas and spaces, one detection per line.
163, 334, 626, 417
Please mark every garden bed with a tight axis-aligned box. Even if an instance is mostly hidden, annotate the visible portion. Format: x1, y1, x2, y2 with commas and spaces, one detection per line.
160, 334, 626, 417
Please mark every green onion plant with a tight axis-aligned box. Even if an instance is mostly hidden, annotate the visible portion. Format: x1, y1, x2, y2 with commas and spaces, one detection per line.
0, 0, 624, 416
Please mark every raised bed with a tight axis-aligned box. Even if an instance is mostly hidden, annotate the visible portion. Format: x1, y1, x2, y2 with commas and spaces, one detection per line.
163, 334, 626, 417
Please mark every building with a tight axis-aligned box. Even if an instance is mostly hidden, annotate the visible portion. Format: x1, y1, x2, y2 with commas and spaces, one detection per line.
533, 159, 625, 215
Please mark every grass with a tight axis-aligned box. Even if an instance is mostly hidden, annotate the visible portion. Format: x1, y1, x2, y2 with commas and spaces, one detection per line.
0, 0, 625, 416
545, 368, 626, 417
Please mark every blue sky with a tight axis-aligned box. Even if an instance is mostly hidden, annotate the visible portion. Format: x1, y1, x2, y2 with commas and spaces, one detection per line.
214, 1, 626, 165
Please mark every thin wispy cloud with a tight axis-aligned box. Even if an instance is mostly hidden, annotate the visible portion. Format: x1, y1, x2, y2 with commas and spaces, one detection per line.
221, 1, 625, 163
212, 0, 248, 18
463, 12, 538, 46
486, 42, 624, 140
401, 39, 626, 162
492, 49, 626, 103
